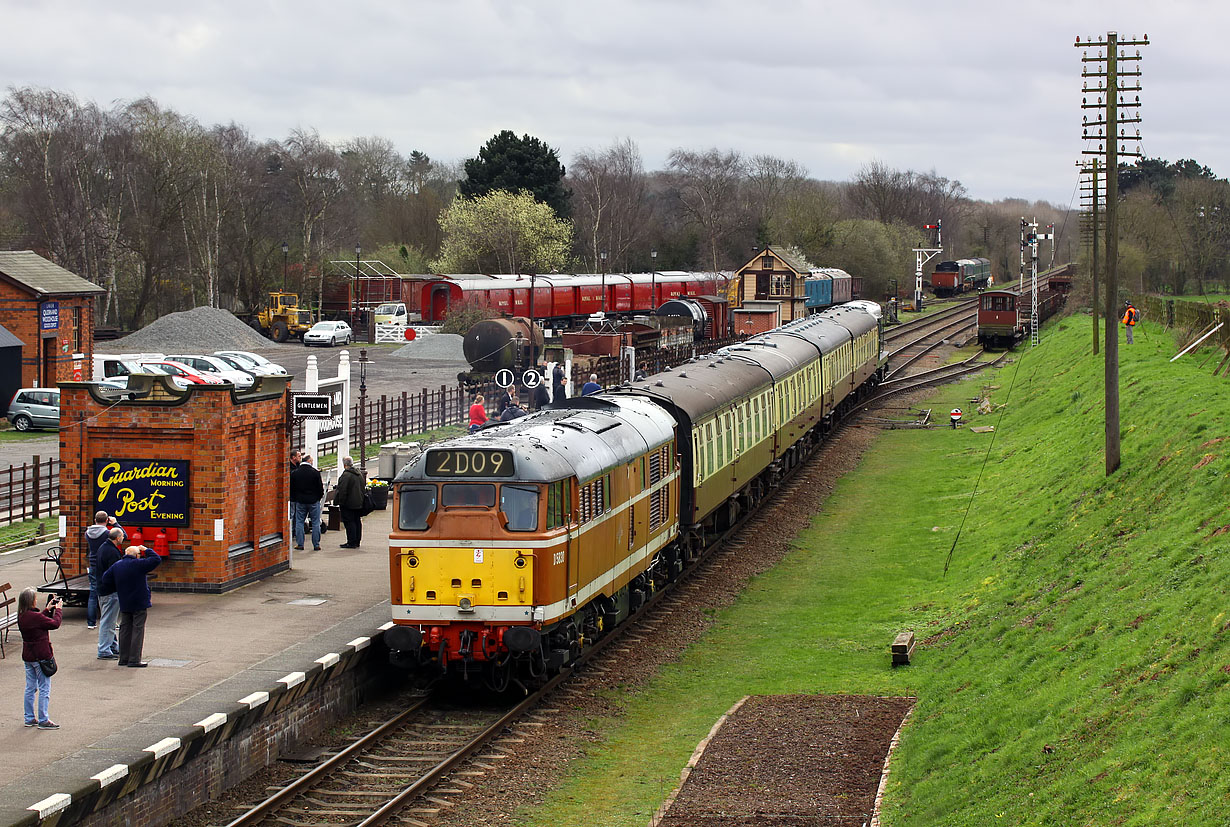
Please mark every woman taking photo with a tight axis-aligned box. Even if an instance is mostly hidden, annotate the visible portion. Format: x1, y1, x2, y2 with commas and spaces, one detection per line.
18, 588, 62, 729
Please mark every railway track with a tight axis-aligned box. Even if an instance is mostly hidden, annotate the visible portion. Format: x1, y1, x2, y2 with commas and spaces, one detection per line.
865, 349, 1008, 406
883, 298, 976, 345
213, 303, 993, 827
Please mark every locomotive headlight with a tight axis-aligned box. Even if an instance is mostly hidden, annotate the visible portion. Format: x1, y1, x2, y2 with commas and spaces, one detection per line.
458, 597, 474, 613
406, 555, 419, 568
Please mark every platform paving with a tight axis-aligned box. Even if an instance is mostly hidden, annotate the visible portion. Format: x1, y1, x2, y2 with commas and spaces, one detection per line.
0, 510, 395, 825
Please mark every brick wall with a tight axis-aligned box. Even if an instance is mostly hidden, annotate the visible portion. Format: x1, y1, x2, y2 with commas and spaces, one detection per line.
59, 377, 292, 592
733, 310, 779, 337
0, 281, 95, 388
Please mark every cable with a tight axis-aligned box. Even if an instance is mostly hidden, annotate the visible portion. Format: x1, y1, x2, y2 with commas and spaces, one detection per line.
942, 341, 1032, 576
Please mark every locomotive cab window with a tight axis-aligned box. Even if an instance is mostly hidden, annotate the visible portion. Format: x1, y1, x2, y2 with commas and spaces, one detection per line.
442, 483, 496, 508
500, 485, 539, 532
398, 485, 438, 531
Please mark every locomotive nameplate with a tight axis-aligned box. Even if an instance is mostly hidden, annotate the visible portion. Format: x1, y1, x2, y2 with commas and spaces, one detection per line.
425, 448, 515, 477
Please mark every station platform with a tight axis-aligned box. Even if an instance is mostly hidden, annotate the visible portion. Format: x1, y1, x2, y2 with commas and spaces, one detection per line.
0, 512, 395, 826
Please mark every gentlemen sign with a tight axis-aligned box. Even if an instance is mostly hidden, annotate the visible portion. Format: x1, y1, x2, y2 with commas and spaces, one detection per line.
93, 459, 191, 526
292, 394, 331, 417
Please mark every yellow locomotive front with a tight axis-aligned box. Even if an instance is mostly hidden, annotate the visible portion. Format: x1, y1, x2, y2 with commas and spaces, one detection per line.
384, 398, 679, 687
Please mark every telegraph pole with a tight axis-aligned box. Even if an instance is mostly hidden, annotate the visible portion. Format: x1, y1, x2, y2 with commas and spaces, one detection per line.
1078, 30, 1147, 475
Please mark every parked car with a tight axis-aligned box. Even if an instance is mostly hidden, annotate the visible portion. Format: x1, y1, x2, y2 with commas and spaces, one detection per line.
373, 302, 408, 325
303, 321, 352, 347
93, 353, 160, 381
213, 351, 288, 376
7, 388, 60, 431
138, 360, 226, 390
164, 354, 255, 388
96, 378, 135, 400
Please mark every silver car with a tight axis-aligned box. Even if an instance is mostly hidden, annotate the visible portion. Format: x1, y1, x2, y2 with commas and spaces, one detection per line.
303, 321, 352, 347
7, 388, 60, 431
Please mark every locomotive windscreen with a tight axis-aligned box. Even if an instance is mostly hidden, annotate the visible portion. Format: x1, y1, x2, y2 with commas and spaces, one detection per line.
425, 449, 515, 477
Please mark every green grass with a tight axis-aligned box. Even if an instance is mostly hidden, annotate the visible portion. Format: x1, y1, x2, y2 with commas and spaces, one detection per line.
0, 514, 60, 550
522, 314, 1230, 826
0, 427, 58, 442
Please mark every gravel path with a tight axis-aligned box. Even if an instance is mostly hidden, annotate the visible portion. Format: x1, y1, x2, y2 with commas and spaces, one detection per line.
658, 694, 915, 826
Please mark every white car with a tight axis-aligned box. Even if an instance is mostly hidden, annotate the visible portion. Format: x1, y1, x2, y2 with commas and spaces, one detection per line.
138, 360, 227, 390
165, 355, 255, 389
303, 321, 352, 347
213, 351, 287, 377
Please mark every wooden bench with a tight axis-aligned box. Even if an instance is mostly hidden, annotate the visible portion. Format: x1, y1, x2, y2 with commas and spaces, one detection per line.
35, 546, 91, 608
0, 582, 17, 658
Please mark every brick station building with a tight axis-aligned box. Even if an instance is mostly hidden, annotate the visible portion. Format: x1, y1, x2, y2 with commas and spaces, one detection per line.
0, 251, 103, 391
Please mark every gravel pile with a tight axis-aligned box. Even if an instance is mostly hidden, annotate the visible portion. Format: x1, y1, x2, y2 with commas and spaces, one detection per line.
101, 307, 272, 353
390, 333, 467, 362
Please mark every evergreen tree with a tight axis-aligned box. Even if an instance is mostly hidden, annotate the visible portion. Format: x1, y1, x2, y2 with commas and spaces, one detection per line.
460, 130, 571, 218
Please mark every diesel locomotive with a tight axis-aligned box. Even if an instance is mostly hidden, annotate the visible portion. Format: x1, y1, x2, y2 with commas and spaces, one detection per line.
383, 301, 888, 687
931, 258, 992, 297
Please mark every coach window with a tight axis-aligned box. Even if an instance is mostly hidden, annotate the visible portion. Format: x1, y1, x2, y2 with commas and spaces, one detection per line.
398, 485, 437, 531
501, 485, 539, 531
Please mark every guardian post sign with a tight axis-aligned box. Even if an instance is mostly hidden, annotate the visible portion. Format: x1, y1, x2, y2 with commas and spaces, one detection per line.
92, 459, 191, 527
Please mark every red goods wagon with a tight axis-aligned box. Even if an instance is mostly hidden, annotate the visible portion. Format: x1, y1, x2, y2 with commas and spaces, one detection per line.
577, 283, 604, 315
630, 276, 654, 311
692, 296, 729, 339
610, 276, 633, 312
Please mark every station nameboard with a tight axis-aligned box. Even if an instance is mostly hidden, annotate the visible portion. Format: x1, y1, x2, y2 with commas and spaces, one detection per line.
39, 302, 59, 331
93, 459, 191, 527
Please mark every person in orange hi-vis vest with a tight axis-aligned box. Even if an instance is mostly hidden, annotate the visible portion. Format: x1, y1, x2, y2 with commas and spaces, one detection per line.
1122, 301, 1138, 344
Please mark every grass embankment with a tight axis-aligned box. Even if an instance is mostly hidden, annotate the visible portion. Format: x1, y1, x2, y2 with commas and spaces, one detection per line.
525, 314, 1230, 826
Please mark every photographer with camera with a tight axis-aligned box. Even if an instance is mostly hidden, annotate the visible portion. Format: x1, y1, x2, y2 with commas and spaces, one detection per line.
99, 545, 162, 668
17, 588, 62, 729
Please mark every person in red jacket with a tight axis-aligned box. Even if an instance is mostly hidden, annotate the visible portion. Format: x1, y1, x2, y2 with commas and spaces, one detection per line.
468, 393, 488, 433
18, 588, 62, 729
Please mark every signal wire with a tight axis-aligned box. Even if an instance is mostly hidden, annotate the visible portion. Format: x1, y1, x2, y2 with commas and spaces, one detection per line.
942, 339, 1034, 576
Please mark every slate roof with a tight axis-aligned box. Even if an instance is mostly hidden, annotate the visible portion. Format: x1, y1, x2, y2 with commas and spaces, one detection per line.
737, 245, 815, 275
0, 323, 23, 348
0, 251, 105, 298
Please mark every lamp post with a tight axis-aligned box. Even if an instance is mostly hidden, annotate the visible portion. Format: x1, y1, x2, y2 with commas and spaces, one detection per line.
600, 250, 608, 313
650, 249, 658, 311
353, 243, 361, 331
281, 241, 289, 292
358, 348, 370, 472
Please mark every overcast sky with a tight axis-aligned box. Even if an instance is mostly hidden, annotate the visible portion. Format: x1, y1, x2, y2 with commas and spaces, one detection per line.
2, 0, 1217, 205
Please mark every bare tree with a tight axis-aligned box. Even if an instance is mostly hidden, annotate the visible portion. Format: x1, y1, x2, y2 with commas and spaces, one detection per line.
569, 138, 651, 271
282, 129, 345, 303
666, 148, 747, 271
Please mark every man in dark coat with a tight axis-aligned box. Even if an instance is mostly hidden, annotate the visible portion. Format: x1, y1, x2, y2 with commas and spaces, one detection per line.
95, 527, 125, 659
289, 454, 324, 550
84, 510, 110, 629
552, 363, 567, 402
99, 545, 163, 667
532, 368, 551, 410
334, 455, 365, 548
